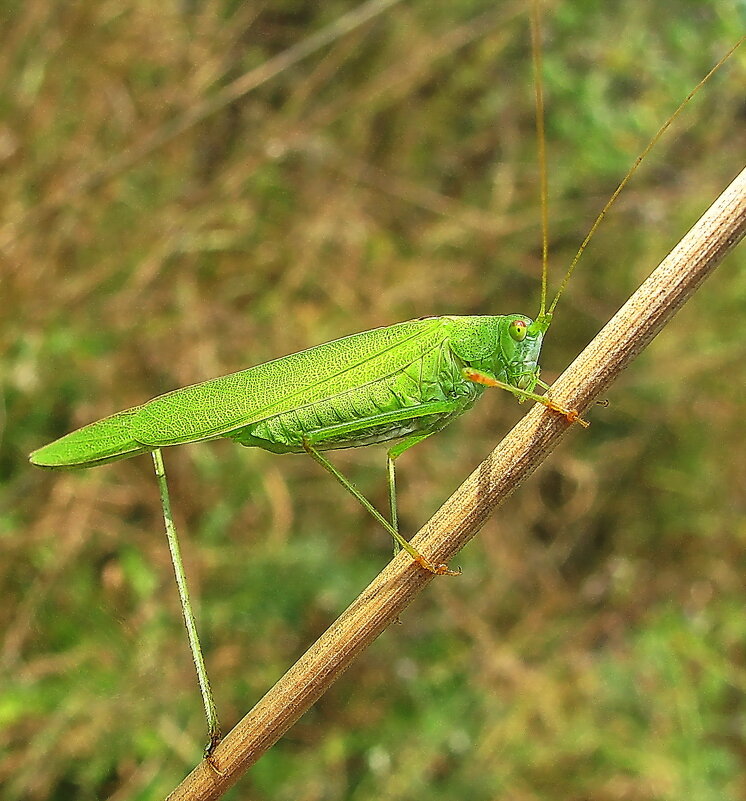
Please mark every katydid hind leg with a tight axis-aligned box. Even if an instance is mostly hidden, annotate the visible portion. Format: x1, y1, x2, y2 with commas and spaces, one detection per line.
151, 449, 223, 760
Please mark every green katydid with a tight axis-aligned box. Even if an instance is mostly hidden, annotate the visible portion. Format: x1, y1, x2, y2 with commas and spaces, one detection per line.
28, 308, 579, 754
28, 6, 740, 764
30, 310, 585, 559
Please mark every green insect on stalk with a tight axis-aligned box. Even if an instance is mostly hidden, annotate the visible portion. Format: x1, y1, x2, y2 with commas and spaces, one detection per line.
28, 312, 577, 757
27, 3, 740, 767
29, 314, 581, 565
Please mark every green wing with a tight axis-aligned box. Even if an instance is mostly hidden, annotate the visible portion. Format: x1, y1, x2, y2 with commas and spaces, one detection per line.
29, 317, 450, 468
133, 317, 449, 445
29, 407, 151, 469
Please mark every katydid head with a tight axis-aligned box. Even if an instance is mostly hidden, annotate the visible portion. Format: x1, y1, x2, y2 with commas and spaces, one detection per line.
501, 313, 544, 391
446, 315, 543, 392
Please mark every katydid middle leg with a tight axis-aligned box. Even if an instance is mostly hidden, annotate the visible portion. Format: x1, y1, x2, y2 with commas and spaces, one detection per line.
386, 432, 435, 556
300, 401, 462, 575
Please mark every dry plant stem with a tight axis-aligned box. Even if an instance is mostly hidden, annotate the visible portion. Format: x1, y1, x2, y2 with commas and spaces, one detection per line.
168, 166, 746, 801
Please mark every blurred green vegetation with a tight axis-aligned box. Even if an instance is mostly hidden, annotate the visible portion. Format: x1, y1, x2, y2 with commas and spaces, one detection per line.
2, 1, 745, 799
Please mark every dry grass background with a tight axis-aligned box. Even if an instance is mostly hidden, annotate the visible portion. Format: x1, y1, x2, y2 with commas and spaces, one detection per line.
1, 1, 745, 799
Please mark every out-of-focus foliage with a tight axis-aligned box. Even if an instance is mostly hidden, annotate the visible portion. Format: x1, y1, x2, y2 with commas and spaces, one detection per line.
1, 1, 744, 799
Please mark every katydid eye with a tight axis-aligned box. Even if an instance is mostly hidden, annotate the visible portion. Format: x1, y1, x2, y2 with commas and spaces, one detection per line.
508, 319, 527, 342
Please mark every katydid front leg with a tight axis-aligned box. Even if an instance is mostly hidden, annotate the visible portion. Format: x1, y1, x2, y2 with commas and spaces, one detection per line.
386, 432, 436, 557
462, 368, 589, 427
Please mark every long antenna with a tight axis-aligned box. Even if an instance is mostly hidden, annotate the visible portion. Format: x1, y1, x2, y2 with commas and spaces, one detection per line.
546, 36, 744, 318
531, 0, 549, 319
